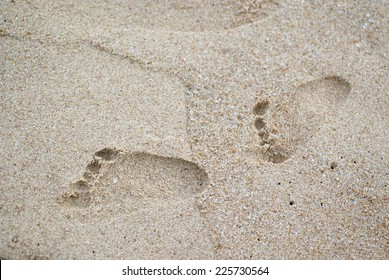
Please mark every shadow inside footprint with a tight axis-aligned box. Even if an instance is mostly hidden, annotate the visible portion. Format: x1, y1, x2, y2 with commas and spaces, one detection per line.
94, 148, 120, 162
253, 76, 352, 163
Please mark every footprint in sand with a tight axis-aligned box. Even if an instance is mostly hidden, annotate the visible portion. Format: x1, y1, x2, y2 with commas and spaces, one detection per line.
58, 148, 212, 258
59, 148, 208, 208
1, 37, 212, 259
118, 0, 279, 32
253, 76, 352, 163
8, 0, 279, 34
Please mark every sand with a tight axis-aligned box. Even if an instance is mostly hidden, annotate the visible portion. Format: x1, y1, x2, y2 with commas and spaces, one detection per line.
0, 0, 388, 259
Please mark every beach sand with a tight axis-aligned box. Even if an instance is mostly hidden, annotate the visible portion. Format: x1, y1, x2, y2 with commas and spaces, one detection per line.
0, 0, 388, 259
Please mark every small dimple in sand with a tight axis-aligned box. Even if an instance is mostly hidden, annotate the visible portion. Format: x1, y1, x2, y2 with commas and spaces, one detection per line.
253, 76, 352, 163
94, 148, 119, 162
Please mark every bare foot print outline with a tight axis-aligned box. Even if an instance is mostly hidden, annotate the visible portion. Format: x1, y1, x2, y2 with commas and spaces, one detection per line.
3, 0, 279, 36
253, 76, 352, 163
112, 0, 279, 32
59, 148, 208, 208
57, 148, 214, 258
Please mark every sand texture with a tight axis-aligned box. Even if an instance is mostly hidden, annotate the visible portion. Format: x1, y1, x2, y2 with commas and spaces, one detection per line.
0, 0, 388, 259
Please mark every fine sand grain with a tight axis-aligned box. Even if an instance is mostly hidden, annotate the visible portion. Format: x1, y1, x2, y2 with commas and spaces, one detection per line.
0, 0, 388, 259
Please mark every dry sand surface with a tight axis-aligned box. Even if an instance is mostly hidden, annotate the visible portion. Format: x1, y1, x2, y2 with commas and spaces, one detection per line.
0, 0, 388, 259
